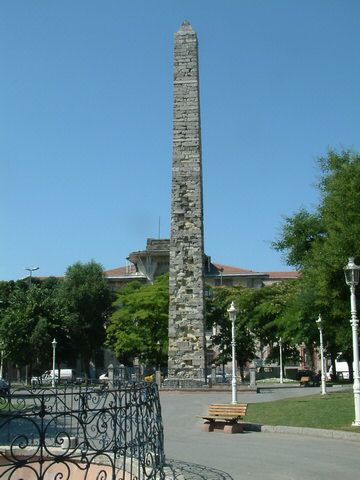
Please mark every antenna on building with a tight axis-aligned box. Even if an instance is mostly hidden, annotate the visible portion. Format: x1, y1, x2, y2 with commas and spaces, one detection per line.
158, 216, 161, 239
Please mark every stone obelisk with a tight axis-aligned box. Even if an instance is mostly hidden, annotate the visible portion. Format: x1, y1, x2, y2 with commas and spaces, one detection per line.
168, 21, 206, 386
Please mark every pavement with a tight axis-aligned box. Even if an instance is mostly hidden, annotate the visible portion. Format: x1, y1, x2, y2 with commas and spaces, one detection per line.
160, 385, 360, 480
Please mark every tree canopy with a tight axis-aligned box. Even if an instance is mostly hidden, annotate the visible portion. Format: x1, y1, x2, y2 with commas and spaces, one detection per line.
273, 149, 360, 377
206, 281, 299, 375
0, 261, 112, 376
0, 278, 70, 374
59, 261, 113, 373
206, 286, 255, 373
105, 274, 169, 367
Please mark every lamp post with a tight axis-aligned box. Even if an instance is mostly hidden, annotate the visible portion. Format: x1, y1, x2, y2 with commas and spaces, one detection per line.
0, 301, 4, 378
52, 338, 57, 388
344, 257, 360, 426
0, 343, 4, 378
227, 301, 237, 404
316, 314, 327, 395
155, 340, 161, 387
279, 337, 283, 384
25, 266, 39, 286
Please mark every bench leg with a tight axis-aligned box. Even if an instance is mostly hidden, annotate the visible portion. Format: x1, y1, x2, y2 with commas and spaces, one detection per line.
224, 423, 244, 434
201, 421, 214, 432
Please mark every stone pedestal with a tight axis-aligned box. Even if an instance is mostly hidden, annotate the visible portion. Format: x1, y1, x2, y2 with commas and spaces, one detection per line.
201, 421, 244, 434
155, 369, 162, 388
249, 364, 257, 388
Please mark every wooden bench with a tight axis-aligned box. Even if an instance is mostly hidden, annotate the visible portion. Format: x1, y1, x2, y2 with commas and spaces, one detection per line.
300, 376, 311, 386
201, 403, 248, 434
300, 376, 320, 387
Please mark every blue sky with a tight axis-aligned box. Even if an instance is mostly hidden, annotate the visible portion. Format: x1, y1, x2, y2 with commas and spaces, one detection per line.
1, 1, 360, 280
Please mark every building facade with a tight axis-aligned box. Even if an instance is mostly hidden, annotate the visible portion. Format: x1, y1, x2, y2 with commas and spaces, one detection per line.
103, 238, 299, 291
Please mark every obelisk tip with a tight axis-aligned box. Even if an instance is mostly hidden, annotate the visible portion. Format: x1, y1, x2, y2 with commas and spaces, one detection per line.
178, 20, 194, 33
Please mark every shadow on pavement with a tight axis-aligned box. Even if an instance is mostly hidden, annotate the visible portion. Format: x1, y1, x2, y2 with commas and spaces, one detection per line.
166, 458, 234, 480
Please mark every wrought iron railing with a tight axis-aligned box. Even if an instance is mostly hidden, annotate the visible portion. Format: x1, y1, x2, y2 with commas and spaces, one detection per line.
0, 383, 165, 480
111, 365, 143, 383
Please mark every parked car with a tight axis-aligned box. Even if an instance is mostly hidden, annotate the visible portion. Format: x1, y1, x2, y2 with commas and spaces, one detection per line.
31, 369, 76, 386
99, 372, 109, 383
327, 360, 351, 380
207, 373, 230, 383
0, 378, 10, 395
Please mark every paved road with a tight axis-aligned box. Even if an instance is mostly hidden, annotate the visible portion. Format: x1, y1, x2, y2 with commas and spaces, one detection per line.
160, 386, 360, 480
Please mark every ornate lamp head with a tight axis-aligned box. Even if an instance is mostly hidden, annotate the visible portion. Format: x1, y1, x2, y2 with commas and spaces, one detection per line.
344, 257, 360, 287
227, 301, 237, 322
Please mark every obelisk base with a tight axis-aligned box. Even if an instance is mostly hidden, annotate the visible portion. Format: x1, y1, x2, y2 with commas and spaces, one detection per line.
163, 377, 208, 389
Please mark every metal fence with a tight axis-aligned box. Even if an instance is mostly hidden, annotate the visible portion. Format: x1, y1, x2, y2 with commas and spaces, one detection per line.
111, 364, 143, 383
0, 383, 165, 480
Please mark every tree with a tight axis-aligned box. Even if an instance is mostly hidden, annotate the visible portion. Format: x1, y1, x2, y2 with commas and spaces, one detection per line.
0, 280, 70, 374
273, 149, 360, 378
206, 286, 256, 379
245, 281, 300, 364
59, 261, 113, 374
105, 274, 169, 367
273, 209, 324, 270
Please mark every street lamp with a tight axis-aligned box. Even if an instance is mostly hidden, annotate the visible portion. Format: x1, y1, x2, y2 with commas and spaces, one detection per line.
0, 302, 4, 378
156, 341, 162, 387
344, 257, 360, 426
52, 338, 57, 388
316, 314, 327, 395
227, 301, 237, 404
25, 266, 39, 286
0, 342, 4, 379
279, 337, 283, 384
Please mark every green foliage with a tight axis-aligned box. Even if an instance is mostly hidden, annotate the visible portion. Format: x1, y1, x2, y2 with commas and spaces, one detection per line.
206, 286, 256, 372
207, 281, 299, 372
0, 280, 18, 306
246, 282, 296, 345
59, 261, 113, 373
274, 149, 360, 373
0, 281, 70, 372
105, 274, 169, 367
273, 209, 324, 269
0, 263, 112, 375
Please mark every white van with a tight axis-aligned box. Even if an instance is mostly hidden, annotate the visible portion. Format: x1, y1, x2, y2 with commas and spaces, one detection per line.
327, 361, 349, 380
327, 359, 360, 380
327, 355, 360, 380
31, 369, 76, 386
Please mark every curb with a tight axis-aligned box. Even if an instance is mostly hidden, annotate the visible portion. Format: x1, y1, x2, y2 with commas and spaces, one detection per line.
160, 387, 258, 393
242, 422, 360, 442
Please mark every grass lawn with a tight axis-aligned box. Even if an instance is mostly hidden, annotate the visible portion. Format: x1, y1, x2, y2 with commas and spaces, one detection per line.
246, 391, 360, 432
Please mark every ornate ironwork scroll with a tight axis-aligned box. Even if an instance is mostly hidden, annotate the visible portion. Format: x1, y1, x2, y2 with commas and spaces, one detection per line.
0, 383, 165, 480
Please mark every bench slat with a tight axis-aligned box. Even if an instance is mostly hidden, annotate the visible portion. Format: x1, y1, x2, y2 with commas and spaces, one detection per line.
206, 403, 248, 420
208, 412, 246, 417
203, 416, 239, 422
209, 406, 247, 410
208, 408, 246, 411
209, 405, 247, 412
